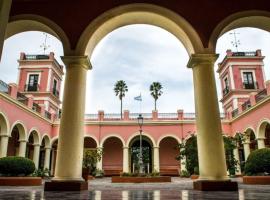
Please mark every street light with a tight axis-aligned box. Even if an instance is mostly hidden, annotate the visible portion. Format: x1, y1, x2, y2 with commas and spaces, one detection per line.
137, 114, 144, 174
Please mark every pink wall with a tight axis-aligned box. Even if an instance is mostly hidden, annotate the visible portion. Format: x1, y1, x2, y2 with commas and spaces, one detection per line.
159, 137, 179, 168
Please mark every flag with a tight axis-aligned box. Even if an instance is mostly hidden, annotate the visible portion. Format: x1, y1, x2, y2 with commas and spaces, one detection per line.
134, 94, 142, 101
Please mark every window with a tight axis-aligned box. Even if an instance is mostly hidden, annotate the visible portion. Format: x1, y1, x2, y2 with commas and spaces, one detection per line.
52, 79, 58, 97
27, 74, 39, 91
223, 77, 230, 95
243, 72, 255, 89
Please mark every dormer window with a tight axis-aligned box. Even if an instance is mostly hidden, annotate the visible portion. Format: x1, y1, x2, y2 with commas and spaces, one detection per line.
242, 72, 255, 89
26, 74, 39, 91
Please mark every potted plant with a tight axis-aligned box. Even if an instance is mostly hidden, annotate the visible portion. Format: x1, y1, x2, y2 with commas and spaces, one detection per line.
243, 148, 270, 184
82, 149, 102, 181
0, 156, 41, 186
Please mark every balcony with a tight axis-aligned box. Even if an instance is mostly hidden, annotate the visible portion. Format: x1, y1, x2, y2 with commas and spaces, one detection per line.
242, 100, 251, 111
32, 102, 41, 113
232, 51, 257, 57
255, 89, 267, 103
25, 54, 49, 60
45, 111, 52, 120
242, 82, 258, 90
231, 108, 239, 118
25, 84, 39, 92
17, 92, 28, 105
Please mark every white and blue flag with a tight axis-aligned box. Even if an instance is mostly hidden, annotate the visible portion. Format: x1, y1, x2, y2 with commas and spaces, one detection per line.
134, 94, 142, 101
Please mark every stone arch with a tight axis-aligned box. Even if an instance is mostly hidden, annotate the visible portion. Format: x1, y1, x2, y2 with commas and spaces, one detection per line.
76, 3, 204, 57
157, 134, 181, 147
41, 134, 51, 148
244, 127, 257, 151
158, 136, 180, 176
84, 135, 99, 148
126, 132, 156, 147
100, 134, 125, 148
28, 128, 41, 145
210, 10, 270, 51
101, 135, 124, 176
10, 121, 27, 141
6, 14, 71, 55
257, 118, 270, 138
0, 111, 9, 135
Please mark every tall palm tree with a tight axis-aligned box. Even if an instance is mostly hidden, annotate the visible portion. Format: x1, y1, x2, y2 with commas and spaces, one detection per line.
114, 80, 128, 119
150, 82, 163, 111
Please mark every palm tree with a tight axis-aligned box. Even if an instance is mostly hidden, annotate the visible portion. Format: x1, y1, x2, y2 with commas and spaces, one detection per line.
114, 80, 128, 119
150, 82, 163, 110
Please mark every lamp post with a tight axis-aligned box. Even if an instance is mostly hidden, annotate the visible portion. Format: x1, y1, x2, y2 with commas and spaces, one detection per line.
137, 114, 144, 174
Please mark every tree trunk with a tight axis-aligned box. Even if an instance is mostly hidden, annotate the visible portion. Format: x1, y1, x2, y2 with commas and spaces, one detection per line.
154, 99, 156, 111
121, 99, 123, 119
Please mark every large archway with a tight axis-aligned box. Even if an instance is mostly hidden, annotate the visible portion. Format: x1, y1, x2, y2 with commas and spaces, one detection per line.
258, 121, 270, 148
50, 138, 58, 175
102, 136, 124, 176
7, 123, 27, 157
39, 135, 50, 169
159, 137, 180, 176
129, 135, 153, 173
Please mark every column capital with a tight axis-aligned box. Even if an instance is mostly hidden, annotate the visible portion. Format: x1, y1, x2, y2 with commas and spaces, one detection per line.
123, 146, 129, 149
0, 134, 9, 138
187, 54, 219, 68
18, 139, 27, 142
45, 147, 52, 150
61, 55, 92, 70
153, 146, 160, 149
256, 137, 266, 140
33, 143, 41, 147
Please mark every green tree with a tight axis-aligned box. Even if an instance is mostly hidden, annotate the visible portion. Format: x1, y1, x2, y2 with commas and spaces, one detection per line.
223, 136, 238, 175
114, 80, 128, 119
149, 82, 163, 110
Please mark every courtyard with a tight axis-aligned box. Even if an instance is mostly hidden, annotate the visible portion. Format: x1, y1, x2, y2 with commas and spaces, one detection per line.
0, 177, 269, 200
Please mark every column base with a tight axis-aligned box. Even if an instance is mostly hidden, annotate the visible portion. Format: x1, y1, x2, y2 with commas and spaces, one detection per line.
193, 180, 238, 191
44, 181, 88, 191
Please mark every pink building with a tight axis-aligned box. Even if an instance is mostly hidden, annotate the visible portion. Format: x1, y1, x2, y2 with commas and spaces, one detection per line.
0, 50, 270, 176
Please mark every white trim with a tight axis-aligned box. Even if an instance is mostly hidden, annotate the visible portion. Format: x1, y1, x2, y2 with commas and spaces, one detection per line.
220, 61, 264, 75
26, 72, 41, 88
157, 134, 181, 147
100, 134, 125, 147
32, 97, 60, 108
10, 121, 27, 140
28, 127, 41, 145
241, 70, 257, 87
46, 69, 52, 92
41, 134, 51, 148
84, 134, 99, 147
233, 98, 238, 110
0, 111, 10, 136
223, 94, 250, 106
19, 65, 63, 79
229, 65, 235, 90
256, 118, 270, 139
126, 132, 156, 147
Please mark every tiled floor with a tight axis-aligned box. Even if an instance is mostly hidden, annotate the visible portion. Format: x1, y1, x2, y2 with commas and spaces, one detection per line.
0, 177, 269, 199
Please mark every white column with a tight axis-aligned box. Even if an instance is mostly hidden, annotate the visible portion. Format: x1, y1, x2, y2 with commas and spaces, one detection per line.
257, 137, 265, 149
0, 0, 12, 60
153, 146, 160, 172
243, 142, 251, 161
44, 147, 51, 169
0, 135, 9, 157
96, 147, 103, 170
180, 156, 187, 172
18, 140, 27, 157
123, 147, 129, 173
33, 144, 40, 169
188, 54, 228, 181
233, 147, 241, 175
53, 56, 91, 182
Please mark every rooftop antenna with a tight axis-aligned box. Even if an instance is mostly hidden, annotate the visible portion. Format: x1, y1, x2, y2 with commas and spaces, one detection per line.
230, 30, 240, 52
40, 33, 50, 54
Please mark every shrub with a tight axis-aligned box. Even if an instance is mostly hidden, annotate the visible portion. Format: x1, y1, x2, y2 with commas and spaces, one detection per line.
0, 156, 35, 176
93, 169, 104, 178
32, 168, 50, 177
180, 170, 190, 177
244, 148, 270, 176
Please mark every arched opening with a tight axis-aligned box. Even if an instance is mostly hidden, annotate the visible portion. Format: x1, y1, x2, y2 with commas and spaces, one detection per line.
102, 137, 123, 176
7, 123, 26, 156
7, 126, 20, 156
249, 130, 257, 152
159, 137, 179, 176
0, 113, 8, 135
26, 130, 39, 160
258, 121, 270, 148
39, 135, 50, 169
50, 139, 58, 175
84, 137, 97, 150
234, 133, 245, 172
129, 135, 153, 173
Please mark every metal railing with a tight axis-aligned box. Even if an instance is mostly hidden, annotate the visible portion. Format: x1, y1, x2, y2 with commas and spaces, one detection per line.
0, 80, 10, 94
52, 88, 59, 97
183, 113, 196, 119
242, 82, 258, 90
232, 108, 239, 118
45, 111, 52, 120
85, 114, 99, 120
25, 54, 49, 60
129, 113, 152, 120
223, 87, 230, 96
158, 113, 178, 120
255, 89, 267, 103
232, 51, 257, 57
17, 92, 28, 105
32, 102, 41, 113
242, 100, 251, 111
25, 84, 40, 92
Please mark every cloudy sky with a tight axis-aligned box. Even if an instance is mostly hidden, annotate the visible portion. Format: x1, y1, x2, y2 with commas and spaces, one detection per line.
0, 26, 270, 114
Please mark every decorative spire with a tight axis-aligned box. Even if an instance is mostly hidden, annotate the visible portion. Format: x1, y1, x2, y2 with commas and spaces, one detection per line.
40, 33, 50, 54
230, 30, 240, 52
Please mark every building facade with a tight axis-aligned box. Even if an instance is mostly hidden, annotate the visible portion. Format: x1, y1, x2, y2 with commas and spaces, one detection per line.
0, 50, 270, 176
